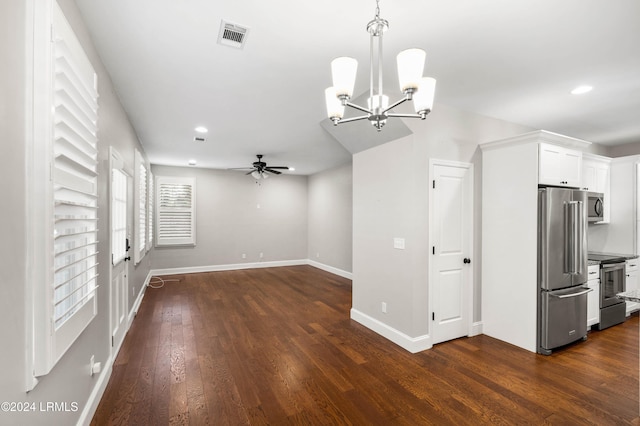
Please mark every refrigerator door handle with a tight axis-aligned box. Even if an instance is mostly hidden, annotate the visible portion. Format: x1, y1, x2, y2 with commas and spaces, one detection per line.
550, 287, 593, 298
564, 201, 583, 275
575, 200, 585, 276
564, 201, 576, 274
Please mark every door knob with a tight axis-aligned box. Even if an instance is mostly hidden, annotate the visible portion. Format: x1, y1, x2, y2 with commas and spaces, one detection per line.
124, 256, 131, 262
463, 258, 471, 264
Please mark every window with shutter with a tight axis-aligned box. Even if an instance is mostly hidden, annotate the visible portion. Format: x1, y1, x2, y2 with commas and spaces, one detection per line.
155, 176, 196, 246
134, 150, 148, 263
147, 171, 154, 251
38, 2, 99, 374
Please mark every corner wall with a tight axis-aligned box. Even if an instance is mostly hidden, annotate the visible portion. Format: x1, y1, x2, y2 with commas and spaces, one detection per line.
307, 163, 353, 276
351, 102, 534, 350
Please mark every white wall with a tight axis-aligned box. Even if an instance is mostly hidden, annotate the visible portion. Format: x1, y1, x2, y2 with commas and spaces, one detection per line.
0, 1, 152, 424
307, 163, 353, 275
151, 166, 309, 270
351, 102, 534, 348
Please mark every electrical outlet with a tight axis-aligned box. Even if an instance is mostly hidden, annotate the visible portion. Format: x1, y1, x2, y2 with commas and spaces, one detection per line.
259, 252, 264, 259
381, 302, 387, 313
316, 252, 320, 258
242, 253, 246, 259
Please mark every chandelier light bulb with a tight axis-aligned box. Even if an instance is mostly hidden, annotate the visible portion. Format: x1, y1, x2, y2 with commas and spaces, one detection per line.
325, 87, 345, 122
413, 77, 437, 114
251, 171, 261, 179
331, 57, 358, 99
397, 48, 426, 93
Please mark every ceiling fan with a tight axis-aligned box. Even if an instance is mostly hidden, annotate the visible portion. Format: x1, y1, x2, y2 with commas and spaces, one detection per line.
229, 154, 290, 179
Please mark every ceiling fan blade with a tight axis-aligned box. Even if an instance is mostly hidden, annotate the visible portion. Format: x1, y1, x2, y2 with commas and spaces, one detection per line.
265, 166, 289, 169
265, 168, 282, 175
228, 167, 255, 170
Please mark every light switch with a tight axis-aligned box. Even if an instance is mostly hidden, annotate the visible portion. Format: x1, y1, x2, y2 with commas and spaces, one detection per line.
393, 238, 405, 250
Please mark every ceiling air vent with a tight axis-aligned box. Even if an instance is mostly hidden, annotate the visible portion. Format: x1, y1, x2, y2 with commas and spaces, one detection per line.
217, 20, 249, 49
194, 136, 206, 142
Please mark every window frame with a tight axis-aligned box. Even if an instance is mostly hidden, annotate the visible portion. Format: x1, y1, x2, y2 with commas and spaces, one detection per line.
155, 176, 197, 247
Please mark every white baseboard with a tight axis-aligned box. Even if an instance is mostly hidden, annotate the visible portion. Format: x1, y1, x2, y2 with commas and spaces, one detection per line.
470, 321, 483, 336
350, 308, 432, 353
150, 259, 308, 277
306, 260, 353, 280
76, 354, 113, 426
128, 271, 151, 327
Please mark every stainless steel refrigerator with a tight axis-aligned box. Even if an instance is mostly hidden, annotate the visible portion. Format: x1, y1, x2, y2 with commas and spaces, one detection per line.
538, 187, 591, 355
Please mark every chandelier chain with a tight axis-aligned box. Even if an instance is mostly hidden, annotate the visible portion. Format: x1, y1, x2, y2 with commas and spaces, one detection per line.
375, 0, 380, 18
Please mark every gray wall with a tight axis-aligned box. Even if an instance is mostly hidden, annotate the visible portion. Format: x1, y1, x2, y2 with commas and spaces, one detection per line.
151, 166, 309, 269
352, 103, 534, 339
609, 142, 640, 158
307, 163, 353, 274
0, 1, 151, 424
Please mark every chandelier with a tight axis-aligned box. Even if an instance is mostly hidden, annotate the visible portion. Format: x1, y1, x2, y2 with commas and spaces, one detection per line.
325, 0, 436, 131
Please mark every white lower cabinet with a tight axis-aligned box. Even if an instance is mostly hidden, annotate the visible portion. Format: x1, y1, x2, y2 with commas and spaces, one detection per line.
626, 259, 639, 314
586, 265, 600, 327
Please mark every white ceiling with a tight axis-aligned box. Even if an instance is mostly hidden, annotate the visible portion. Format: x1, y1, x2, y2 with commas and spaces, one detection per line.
73, 0, 640, 175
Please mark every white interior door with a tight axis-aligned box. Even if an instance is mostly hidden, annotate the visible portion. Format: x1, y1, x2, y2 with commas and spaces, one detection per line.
110, 148, 130, 354
430, 160, 473, 345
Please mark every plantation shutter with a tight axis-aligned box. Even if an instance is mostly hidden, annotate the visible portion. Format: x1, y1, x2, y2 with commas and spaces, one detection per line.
134, 150, 147, 263
147, 171, 154, 250
155, 176, 196, 246
51, 2, 99, 361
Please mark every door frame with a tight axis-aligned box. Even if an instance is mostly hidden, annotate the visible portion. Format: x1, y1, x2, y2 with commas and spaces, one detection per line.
428, 158, 475, 343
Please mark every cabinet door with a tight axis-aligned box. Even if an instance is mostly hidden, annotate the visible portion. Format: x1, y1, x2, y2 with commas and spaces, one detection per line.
586, 265, 600, 327
582, 162, 596, 191
539, 143, 582, 187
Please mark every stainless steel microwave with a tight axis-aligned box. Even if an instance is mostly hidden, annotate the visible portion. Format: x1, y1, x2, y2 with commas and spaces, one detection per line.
587, 192, 604, 222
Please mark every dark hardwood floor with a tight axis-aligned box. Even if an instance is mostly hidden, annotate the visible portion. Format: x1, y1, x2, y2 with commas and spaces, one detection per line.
92, 266, 639, 425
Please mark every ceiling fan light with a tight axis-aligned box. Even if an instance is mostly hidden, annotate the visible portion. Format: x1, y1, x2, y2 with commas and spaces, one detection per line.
262, 172, 269, 179
397, 48, 426, 93
325, 87, 345, 121
251, 170, 261, 179
331, 57, 358, 98
413, 77, 436, 114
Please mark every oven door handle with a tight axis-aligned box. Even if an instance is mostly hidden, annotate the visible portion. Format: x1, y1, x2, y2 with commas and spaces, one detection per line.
602, 263, 625, 270
550, 288, 593, 299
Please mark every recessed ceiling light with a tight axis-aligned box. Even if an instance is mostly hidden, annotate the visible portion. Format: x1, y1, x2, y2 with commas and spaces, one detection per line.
571, 85, 593, 95
188, 159, 197, 166
194, 126, 208, 133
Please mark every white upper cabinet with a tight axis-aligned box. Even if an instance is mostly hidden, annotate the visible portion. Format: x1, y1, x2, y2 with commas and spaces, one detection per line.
582, 155, 611, 193
538, 143, 582, 188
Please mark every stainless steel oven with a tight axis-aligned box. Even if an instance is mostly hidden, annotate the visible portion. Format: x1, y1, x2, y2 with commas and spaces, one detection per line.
597, 261, 626, 329
601, 262, 625, 307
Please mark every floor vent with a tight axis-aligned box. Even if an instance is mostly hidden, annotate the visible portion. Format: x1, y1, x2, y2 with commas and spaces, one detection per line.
218, 21, 249, 49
